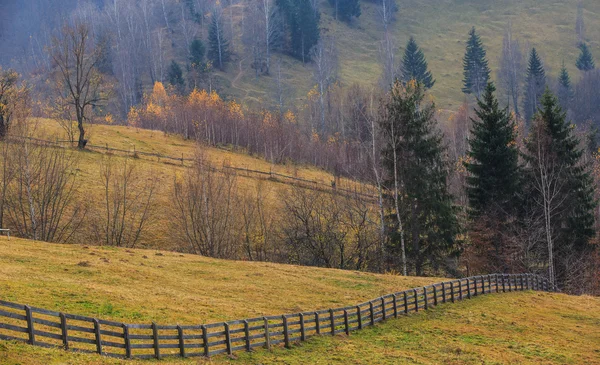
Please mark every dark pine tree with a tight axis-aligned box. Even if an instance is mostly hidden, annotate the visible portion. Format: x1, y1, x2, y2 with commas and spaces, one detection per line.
329, 0, 361, 22
379, 80, 460, 276
576, 43, 595, 72
524, 48, 546, 122
189, 38, 206, 68
401, 36, 435, 89
462, 27, 490, 98
208, 12, 230, 70
557, 62, 573, 112
465, 83, 522, 271
167, 60, 185, 91
524, 90, 596, 287
277, 0, 320, 62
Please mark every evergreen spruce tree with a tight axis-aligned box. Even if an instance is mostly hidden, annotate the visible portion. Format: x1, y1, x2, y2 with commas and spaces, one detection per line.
208, 11, 230, 70
379, 80, 460, 276
401, 37, 435, 89
576, 43, 595, 72
276, 0, 320, 62
557, 62, 574, 111
524, 90, 596, 287
465, 83, 521, 271
189, 38, 206, 68
462, 27, 490, 98
466, 82, 521, 217
329, 0, 361, 22
167, 60, 185, 91
524, 48, 546, 122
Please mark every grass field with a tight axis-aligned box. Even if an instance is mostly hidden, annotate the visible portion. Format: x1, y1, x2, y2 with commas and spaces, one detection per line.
218, 0, 600, 111
1, 239, 599, 364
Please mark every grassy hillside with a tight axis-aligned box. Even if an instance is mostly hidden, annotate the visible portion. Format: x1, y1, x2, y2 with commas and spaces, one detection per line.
220, 0, 600, 111
1, 239, 599, 364
25, 119, 371, 249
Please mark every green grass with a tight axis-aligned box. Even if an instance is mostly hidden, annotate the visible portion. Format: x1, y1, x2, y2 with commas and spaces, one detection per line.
216, 0, 600, 111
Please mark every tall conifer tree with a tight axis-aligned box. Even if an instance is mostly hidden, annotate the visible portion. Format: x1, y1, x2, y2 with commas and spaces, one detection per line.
524, 90, 596, 287
462, 27, 490, 98
465, 83, 521, 271
379, 80, 460, 276
576, 43, 595, 72
557, 62, 573, 111
524, 48, 546, 122
401, 37, 435, 89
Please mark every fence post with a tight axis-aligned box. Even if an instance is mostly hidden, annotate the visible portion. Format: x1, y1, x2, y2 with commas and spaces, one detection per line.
441, 283, 446, 303
243, 320, 251, 352
520, 274, 524, 291
314, 312, 320, 335
381, 297, 386, 321
282, 316, 290, 348
224, 323, 232, 355
450, 282, 455, 303
356, 306, 362, 330
262, 318, 270, 351
329, 309, 335, 335
177, 325, 186, 358
299, 313, 306, 342
24, 306, 35, 345
433, 285, 438, 306
152, 322, 161, 359
403, 292, 409, 314
466, 279, 471, 299
495, 274, 499, 293
369, 302, 375, 325
202, 324, 209, 356
59, 313, 68, 350
414, 289, 419, 312
344, 310, 349, 335
502, 275, 506, 292
93, 319, 103, 355
123, 324, 132, 359
392, 294, 398, 318
424, 287, 429, 310
458, 280, 463, 300
487, 275, 492, 293
473, 277, 478, 297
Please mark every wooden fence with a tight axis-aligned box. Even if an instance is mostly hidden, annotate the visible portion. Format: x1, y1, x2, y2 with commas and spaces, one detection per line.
0, 273, 555, 360
6, 135, 377, 202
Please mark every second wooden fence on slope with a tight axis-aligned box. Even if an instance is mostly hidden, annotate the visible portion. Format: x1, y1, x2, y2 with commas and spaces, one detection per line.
0, 273, 555, 360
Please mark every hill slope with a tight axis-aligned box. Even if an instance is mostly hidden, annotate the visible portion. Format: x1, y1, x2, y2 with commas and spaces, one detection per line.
224, 0, 600, 110
1, 239, 599, 364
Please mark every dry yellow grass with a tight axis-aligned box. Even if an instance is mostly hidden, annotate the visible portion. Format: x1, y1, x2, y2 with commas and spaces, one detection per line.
0, 239, 597, 365
0, 238, 441, 324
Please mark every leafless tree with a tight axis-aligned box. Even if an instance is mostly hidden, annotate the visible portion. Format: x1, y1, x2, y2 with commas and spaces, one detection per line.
240, 181, 278, 261
576, 1, 586, 44
310, 37, 338, 133
378, 32, 398, 89
49, 23, 104, 149
5, 131, 86, 243
528, 117, 569, 287
498, 22, 524, 116
172, 151, 240, 258
95, 156, 157, 248
0, 68, 20, 139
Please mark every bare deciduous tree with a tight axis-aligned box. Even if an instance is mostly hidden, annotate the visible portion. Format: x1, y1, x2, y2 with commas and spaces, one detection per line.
5, 134, 86, 243
50, 23, 104, 149
498, 22, 524, 117
310, 37, 338, 133
172, 151, 240, 258
96, 156, 157, 248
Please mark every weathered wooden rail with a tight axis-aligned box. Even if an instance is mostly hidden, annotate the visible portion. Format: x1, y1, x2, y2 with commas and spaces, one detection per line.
0, 273, 555, 360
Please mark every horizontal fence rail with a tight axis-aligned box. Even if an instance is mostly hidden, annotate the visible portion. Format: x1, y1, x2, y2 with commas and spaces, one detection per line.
0, 273, 556, 360
6, 135, 377, 203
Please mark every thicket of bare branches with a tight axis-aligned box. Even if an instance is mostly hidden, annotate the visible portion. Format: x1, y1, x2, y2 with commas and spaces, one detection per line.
93, 156, 157, 248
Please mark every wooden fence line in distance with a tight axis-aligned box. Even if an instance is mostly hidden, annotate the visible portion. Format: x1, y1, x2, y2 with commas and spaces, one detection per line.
6, 135, 377, 202
0, 273, 556, 360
